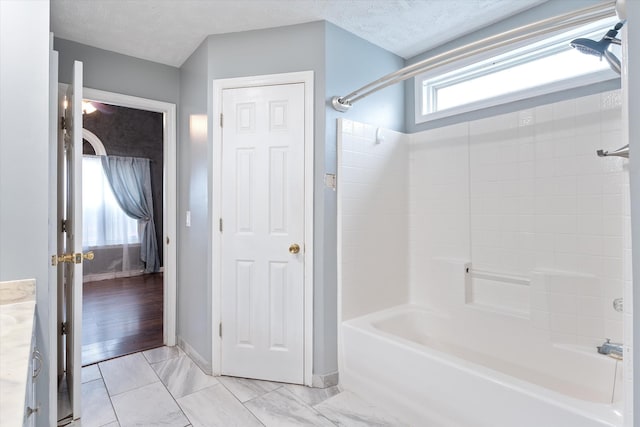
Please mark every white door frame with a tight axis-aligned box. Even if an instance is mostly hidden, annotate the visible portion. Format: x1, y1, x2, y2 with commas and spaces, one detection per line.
64, 86, 178, 347
211, 71, 314, 386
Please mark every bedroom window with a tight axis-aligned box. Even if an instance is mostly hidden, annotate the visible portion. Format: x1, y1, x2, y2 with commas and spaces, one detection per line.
82, 156, 140, 247
415, 16, 620, 123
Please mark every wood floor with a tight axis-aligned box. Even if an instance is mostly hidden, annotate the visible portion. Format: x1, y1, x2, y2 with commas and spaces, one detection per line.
82, 273, 163, 366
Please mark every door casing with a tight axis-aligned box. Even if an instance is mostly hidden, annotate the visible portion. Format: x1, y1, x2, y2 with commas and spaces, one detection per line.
211, 71, 314, 386
57, 85, 178, 348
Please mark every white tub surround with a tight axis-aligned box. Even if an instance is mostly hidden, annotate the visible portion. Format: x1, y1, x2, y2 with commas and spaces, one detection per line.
0, 279, 37, 427
342, 305, 622, 427
337, 90, 629, 426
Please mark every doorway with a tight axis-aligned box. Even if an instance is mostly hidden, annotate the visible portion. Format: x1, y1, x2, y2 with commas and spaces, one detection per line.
212, 72, 314, 386
80, 102, 164, 365
56, 85, 177, 423
81, 87, 177, 351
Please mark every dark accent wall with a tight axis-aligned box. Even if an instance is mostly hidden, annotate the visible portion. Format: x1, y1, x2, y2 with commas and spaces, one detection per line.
83, 105, 164, 265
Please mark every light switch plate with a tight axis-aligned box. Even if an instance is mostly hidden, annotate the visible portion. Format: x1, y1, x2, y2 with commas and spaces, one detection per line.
185, 211, 191, 227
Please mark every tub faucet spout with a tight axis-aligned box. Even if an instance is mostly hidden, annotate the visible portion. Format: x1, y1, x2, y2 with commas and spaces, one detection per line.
597, 339, 623, 359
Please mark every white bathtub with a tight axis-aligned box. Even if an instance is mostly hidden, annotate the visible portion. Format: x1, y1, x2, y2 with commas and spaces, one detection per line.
340, 305, 623, 427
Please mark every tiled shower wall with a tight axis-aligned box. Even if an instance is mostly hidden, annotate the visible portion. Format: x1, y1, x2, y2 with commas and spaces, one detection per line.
338, 120, 409, 321
409, 90, 629, 346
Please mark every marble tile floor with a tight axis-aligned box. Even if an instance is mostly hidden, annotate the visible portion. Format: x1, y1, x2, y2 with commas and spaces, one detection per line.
60, 346, 406, 427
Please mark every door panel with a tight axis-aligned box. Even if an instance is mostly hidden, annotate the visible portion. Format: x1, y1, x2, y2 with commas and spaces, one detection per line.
62, 60, 83, 419
221, 84, 305, 384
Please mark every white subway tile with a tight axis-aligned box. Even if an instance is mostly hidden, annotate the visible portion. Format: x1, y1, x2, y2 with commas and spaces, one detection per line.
576, 174, 604, 195
603, 237, 623, 258
577, 296, 604, 318
530, 309, 550, 330
604, 319, 624, 343
549, 313, 579, 335
576, 315, 605, 339
548, 292, 579, 315
575, 235, 603, 256
577, 195, 603, 216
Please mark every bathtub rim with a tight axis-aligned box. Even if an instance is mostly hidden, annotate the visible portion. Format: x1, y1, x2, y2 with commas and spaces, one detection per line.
341, 303, 623, 426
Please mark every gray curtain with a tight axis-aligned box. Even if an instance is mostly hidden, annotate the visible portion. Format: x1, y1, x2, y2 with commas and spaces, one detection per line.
101, 155, 160, 273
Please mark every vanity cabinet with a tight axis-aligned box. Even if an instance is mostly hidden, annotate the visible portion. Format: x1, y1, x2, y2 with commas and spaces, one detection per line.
23, 319, 40, 427
0, 279, 37, 427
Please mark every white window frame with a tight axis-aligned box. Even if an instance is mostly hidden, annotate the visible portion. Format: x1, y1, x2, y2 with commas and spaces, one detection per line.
415, 16, 620, 124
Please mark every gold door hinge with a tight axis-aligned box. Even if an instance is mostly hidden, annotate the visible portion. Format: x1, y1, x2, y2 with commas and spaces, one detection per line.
219, 323, 222, 338
219, 218, 223, 232
220, 113, 223, 128
60, 116, 66, 131
61, 219, 67, 233
61, 322, 67, 335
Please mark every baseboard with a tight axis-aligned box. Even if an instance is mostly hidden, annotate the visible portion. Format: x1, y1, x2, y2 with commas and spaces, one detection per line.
83, 270, 144, 283
83, 267, 164, 283
312, 371, 339, 388
177, 336, 212, 375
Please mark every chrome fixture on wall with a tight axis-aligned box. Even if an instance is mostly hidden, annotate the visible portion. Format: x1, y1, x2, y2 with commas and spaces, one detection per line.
596, 143, 629, 158
613, 297, 623, 312
570, 21, 624, 74
597, 339, 623, 359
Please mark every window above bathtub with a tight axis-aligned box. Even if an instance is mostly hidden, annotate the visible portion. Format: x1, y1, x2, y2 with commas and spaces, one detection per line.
415, 16, 620, 124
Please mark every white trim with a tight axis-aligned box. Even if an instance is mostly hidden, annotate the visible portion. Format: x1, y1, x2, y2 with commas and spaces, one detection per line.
336, 119, 344, 388
211, 71, 314, 386
414, 16, 619, 124
178, 336, 212, 375
48, 41, 60, 426
312, 372, 339, 388
82, 87, 178, 347
82, 129, 107, 155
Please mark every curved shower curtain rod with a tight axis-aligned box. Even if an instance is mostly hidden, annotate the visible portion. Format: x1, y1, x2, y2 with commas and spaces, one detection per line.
331, 1, 617, 113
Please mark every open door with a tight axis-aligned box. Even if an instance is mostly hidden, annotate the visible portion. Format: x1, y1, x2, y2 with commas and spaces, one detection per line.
57, 60, 85, 420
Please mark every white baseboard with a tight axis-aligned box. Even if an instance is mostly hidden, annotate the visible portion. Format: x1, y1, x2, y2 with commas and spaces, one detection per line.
83, 267, 164, 283
312, 371, 339, 388
178, 336, 212, 375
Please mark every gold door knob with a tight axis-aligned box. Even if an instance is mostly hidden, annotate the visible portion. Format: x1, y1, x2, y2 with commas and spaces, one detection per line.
83, 251, 95, 261
289, 243, 300, 254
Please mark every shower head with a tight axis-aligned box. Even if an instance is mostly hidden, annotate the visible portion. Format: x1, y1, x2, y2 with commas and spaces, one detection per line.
570, 37, 610, 57
570, 21, 624, 74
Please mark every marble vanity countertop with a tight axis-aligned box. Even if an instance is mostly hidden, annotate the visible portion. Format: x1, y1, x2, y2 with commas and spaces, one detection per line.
0, 279, 36, 427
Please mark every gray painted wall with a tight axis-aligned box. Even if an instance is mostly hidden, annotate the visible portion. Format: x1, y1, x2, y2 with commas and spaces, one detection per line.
0, 1, 54, 425
404, 0, 620, 133
177, 38, 211, 367
206, 21, 328, 374
323, 22, 405, 375
176, 21, 404, 377
177, 21, 327, 373
55, 38, 179, 104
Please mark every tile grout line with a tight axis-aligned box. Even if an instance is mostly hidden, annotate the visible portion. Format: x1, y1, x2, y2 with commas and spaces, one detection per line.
217, 378, 270, 426
92, 349, 342, 427
271, 386, 340, 427
142, 350, 193, 426
96, 364, 121, 427
99, 351, 188, 425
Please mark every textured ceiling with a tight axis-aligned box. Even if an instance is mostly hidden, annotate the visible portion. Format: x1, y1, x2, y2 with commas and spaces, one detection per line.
51, 0, 547, 68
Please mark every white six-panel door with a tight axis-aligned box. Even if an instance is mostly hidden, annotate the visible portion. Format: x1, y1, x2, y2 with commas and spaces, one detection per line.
220, 83, 305, 384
